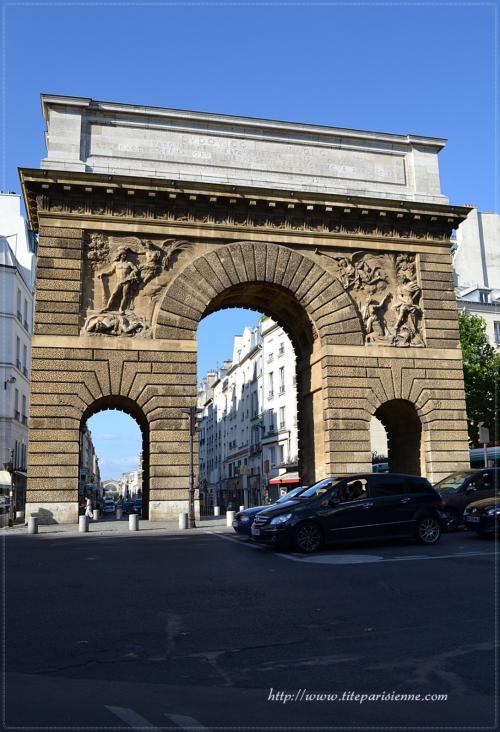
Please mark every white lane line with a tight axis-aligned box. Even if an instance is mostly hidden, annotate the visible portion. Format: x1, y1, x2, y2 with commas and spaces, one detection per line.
165, 713, 210, 730
205, 530, 266, 550
105, 705, 160, 729
205, 532, 494, 564
276, 550, 495, 564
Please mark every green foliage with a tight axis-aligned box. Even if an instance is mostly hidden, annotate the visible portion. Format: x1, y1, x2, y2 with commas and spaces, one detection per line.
458, 311, 500, 445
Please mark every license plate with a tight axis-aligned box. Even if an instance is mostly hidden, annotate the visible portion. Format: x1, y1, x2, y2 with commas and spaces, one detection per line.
466, 515, 480, 523
252, 527, 261, 536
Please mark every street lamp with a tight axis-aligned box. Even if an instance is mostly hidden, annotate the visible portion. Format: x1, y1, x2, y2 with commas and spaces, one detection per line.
4, 376, 16, 389
181, 406, 202, 528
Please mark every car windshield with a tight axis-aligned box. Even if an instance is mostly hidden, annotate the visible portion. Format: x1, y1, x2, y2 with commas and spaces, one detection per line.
434, 472, 471, 491
275, 487, 304, 504
294, 477, 340, 499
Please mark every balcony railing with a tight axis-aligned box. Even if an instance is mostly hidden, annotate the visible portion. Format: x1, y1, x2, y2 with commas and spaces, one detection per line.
14, 410, 20, 421
16, 359, 21, 369
23, 366, 28, 377
278, 386, 285, 395
268, 391, 274, 400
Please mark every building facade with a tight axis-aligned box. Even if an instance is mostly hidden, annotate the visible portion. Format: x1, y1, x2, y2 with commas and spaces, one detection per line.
198, 317, 298, 509
78, 424, 101, 504
0, 193, 37, 515
453, 208, 500, 349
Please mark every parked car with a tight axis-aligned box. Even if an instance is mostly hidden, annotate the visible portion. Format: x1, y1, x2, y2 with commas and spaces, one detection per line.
251, 474, 445, 553
463, 496, 500, 537
103, 501, 116, 514
122, 501, 134, 514
233, 486, 307, 536
133, 499, 142, 516
434, 469, 499, 531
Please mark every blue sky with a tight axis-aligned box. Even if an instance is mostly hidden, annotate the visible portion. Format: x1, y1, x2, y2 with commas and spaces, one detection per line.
3, 1, 497, 477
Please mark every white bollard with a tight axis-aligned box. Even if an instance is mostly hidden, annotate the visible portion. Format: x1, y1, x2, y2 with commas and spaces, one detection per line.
116, 508, 123, 520
226, 510, 235, 527
214, 506, 220, 517
92, 509, 99, 521
16, 510, 25, 522
179, 512, 188, 530
239, 505, 245, 512
79, 515, 89, 533
28, 515, 38, 534
129, 513, 139, 531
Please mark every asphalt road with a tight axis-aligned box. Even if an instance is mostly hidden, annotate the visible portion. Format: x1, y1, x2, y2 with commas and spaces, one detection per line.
2, 526, 498, 729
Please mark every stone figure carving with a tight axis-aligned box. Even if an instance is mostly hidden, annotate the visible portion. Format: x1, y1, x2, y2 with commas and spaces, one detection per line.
98, 248, 140, 313
82, 234, 189, 338
317, 249, 425, 347
83, 310, 152, 338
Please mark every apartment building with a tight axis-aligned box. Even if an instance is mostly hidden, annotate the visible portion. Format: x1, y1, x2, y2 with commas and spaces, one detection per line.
453, 208, 500, 349
198, 317, 298, 510
0, 193, 37, 516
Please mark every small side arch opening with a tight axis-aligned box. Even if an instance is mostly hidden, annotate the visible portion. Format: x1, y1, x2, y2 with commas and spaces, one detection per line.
373, 399, 422, 476
80, 396, 150, 519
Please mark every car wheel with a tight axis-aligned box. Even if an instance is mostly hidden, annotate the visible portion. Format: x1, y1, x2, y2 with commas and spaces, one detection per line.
443, 508, 461, 532
293, 522, 323, 553
415, 516, 441, 545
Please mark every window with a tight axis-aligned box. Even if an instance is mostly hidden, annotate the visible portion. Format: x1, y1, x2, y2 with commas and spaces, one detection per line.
278, 342, 285, 357
14, 388, 19, 419
23, 344, 28, 376
370, 475, 409, 497
16, 289, 22, 320
270, 446, 276, 466
495, 321, 500, 344
22, 394, 27, 424
16, 337, 21, 369
268, 372, 274, 399
340, 478, 369, 502
279, 406, 286, 430
23, 298, 28, 330
279, 367, 285, 394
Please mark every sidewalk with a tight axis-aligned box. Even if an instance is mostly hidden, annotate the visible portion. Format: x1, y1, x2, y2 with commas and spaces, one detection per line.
0, 515, 230, 538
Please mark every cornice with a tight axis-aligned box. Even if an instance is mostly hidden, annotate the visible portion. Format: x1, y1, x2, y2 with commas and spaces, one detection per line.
20, 168, 471, 244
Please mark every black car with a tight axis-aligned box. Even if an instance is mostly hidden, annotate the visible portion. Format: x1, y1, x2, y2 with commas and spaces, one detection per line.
251, 474, 445, 553
122, 501, 134, 514
463, 496, 499, 537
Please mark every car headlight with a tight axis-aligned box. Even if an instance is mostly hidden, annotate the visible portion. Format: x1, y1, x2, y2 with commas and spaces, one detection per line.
269, 513, 292, 526
486, 507, 500, 516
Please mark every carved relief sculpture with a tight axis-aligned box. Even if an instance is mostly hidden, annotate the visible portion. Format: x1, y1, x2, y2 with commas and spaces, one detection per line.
82, 234, 189, 338
318, 249, 425, 347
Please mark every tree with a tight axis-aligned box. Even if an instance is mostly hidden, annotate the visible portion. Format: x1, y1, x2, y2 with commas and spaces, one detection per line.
458, 311, 500, 446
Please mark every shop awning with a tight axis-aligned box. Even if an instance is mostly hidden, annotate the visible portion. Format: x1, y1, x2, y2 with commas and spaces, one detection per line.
268, 472, 300, 485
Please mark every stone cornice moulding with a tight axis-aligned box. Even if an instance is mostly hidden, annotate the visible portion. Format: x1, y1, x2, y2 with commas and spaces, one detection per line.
20, 168, 471, 239
40, 93, 448, 150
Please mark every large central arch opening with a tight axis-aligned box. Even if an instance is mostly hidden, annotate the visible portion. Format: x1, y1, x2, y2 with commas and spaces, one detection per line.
197, 281, 318, 511
80, 396, 150, 519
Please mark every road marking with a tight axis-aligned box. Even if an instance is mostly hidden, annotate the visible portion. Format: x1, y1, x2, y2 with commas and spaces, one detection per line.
206, 531, 495, 564
205, 530, 266, 550
165, 713, 210, 730
105, 705, 160, 729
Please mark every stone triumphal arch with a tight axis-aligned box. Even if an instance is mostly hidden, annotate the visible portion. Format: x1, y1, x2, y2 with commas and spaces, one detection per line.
21, 95, 471, 523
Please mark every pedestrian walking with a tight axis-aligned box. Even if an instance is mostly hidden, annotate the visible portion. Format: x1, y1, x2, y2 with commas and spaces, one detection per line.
85, 497, 93, 519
